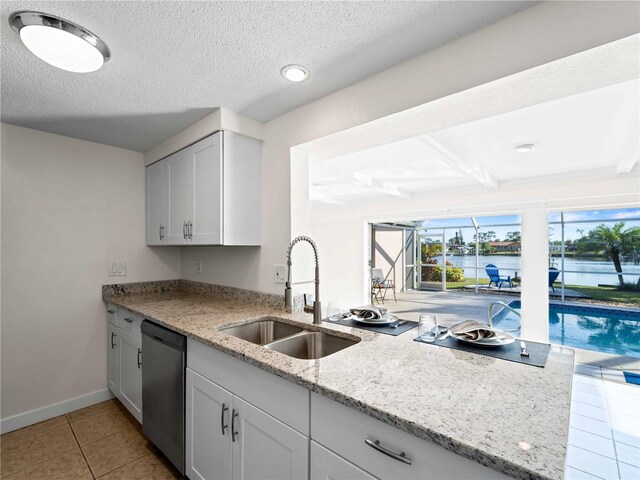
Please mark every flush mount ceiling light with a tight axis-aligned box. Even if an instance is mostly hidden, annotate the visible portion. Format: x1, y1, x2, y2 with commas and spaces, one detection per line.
515, 143, 535, 153
280, 64, 310, 82
9, 11, 110, 73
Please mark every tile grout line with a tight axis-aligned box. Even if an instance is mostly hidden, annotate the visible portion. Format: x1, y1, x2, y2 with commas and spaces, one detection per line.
68, 416, 97, 480
0, 416, 70, 447
570, 427, 614, 444
79, 425, 149, 478
601, 378, 624, 480
1, 424, 81, 479
567, 464, 608, 480
92, 451, 156, 479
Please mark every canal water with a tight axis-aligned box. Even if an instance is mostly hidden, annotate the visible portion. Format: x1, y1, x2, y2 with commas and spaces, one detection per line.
429, 255, 640, 287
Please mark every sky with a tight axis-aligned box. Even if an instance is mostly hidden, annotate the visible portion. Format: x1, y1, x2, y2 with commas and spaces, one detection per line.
420, 208, 640, 242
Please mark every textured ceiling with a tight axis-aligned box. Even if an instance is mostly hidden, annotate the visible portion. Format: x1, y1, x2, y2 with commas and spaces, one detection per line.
0, 1, 535, 152
309, 79, 640, 205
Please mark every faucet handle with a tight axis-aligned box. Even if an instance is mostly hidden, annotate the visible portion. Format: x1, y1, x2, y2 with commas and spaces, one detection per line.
304, 293, 314, 307
303, 293, 314, 313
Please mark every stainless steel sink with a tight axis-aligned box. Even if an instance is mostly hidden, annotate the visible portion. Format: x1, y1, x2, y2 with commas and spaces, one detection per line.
265, 331, 359, 360
222, 320, 303, 345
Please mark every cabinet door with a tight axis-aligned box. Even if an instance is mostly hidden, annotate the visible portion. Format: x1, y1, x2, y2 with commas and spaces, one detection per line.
310, 441, 376, 480
186, 368, 233, 480
145, 160, 166, 245
231, 396, 308, 480
119, 329, 142, 422
191, 132, 223, 245
107, 323, 120, 395
222, 132, 261, 246
165, 149, 192, 245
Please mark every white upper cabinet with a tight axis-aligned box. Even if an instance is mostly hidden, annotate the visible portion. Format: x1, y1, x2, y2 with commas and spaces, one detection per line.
191, 133, 223, 245
165, 147, 192, 245
221, 132, 261, 246
145, 131, 261, 246
145, 159, 166, 245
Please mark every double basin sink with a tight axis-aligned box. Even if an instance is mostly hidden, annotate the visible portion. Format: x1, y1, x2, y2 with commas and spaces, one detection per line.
222, 319, 359, 360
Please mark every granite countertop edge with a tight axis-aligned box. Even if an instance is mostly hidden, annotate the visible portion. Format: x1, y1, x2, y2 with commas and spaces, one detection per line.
104, 291, 570, 480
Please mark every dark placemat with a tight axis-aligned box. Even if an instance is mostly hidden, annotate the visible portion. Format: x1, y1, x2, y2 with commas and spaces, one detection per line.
327, 317, 417, 336
413, 334, 551, 367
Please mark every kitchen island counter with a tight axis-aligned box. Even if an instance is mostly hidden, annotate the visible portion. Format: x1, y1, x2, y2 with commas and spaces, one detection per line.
104, 281, 574, 480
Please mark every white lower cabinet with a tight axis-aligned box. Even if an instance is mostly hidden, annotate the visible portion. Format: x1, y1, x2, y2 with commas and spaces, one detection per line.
310, 441, 376, 480
311, 393, 509, 480
186, 368, 233, 480
186, 339, 309, 480
186, 367, 308, 480
107, 322, 120, 394
119, 329, 142, 422
106, 306, 143, 423
232, 396, 308, 480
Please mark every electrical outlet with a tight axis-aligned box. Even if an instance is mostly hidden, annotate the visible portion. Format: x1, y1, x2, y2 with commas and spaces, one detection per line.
274, 264, 286, 284
108, 262, 126, 277
197, 260, 202, 274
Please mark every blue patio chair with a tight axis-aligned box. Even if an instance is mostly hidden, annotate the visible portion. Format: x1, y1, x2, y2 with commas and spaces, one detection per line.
549, 268, 560, 292
485, 264, 512, 289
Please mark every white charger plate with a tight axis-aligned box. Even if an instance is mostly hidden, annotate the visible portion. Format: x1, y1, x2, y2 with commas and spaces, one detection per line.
452, 331, 515, 347
349, 314, 399, 326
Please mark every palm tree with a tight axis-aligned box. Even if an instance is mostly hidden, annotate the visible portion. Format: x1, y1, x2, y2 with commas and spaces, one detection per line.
589, 223, 640, 288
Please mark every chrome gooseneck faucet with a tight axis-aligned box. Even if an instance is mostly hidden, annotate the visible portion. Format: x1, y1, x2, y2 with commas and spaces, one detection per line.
284, 236, 321, 324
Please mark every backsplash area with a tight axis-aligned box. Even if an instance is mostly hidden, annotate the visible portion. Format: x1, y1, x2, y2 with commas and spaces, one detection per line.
102, 279, 304, 312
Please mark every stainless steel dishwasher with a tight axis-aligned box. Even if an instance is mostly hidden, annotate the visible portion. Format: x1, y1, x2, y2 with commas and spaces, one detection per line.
141, 320, 186, 475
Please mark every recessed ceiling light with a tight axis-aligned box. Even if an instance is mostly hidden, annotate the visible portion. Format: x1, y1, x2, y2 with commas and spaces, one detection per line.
515, 143, 535, 153
9, 11, 110, 73
281, 64, 310, 82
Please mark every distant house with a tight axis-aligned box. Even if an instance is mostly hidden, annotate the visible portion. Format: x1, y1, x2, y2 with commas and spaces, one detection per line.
489, 241, 521, 252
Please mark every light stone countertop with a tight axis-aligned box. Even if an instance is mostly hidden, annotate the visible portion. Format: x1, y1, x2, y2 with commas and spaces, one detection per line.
104, 288, 574, 480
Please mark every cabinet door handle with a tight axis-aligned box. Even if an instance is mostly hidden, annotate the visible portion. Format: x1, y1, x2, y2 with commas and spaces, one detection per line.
188, 221, 193, 239
137, 348, 142, 368
159, 224, 164, 240
123, 317, 133, 323
231, 409, 239, 442
364, 438, 412, 465
221, 403, 229, 435
183, 221, 187, 239
111, 332, 117, 349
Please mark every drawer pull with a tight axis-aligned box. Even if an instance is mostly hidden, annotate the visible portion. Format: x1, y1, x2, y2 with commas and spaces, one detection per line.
365, 438, 412, 465
107, 309, 115, 314
123, 317, 133, 323
221, 403, 229, 435
231, 409, 239, 442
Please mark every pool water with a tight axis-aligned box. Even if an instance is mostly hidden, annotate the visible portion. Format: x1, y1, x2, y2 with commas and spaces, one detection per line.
492, 301, 640, 358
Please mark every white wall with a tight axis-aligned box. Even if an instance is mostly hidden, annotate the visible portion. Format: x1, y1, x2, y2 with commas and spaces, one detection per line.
1, 124, 181, 421
178, 1, 639, 297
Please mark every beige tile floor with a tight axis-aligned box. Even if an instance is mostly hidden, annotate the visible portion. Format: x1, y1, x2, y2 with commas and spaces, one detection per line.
0, 400, 182, 479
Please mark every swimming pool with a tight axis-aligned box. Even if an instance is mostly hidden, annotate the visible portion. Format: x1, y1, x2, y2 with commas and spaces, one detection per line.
492, 301, 640, 358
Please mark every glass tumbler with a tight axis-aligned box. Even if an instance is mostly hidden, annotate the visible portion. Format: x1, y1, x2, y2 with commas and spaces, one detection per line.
327, 302, 344, 322
418, 314, 438, 342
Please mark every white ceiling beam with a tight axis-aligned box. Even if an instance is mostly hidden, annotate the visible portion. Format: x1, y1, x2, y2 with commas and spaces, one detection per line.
352, 172, 412, 198
615, 129, 639, 174
419, 136, 499, 188
308, 193, 347, 206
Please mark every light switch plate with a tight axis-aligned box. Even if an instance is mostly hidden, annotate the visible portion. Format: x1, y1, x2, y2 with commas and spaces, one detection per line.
108, 262, 126, 277
274, 264, 286, 284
